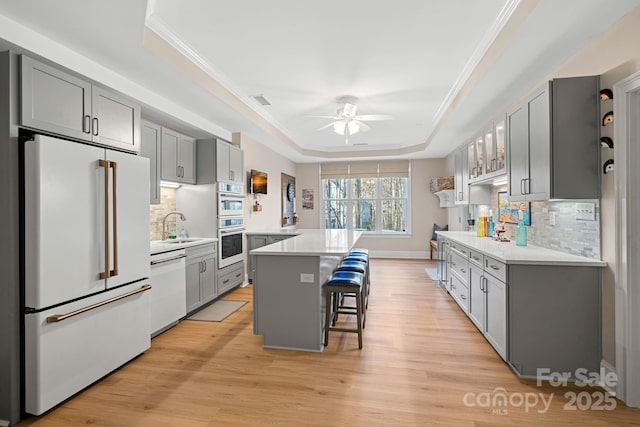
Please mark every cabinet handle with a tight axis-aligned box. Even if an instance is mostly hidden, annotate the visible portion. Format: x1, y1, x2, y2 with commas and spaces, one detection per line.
203, 260, 207, 272
83, 115, 91, 134
199, 261, 203, 273
461, 294, 467, 300
480, 275, 485, 292
92, 117, 99, 136
451, 283, 456, 289
223, 279, 230, 284
458, 191, 462, 201
490, 265, 500, 271
460, 268, 466, 274
525, 178, 530, 194
229, 170, 234, 181
520, 178, 525, 195
492, 158, 497, 171
235, 272, 242, 278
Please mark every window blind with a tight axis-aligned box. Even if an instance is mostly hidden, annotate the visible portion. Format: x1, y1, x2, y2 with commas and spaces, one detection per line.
320, 160, 410, 179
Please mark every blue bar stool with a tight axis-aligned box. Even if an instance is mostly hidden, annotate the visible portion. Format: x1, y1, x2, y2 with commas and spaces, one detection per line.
335, 260, 368, 309
324, 271, 365, 349
343, 253, 370, 298
350, 248, 369, 255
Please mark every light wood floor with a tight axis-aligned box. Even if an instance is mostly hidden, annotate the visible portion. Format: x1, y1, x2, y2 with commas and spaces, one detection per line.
18, 259, 640, 426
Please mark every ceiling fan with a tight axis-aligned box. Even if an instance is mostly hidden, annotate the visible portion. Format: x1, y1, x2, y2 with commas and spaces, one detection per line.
314, 100, 393, 144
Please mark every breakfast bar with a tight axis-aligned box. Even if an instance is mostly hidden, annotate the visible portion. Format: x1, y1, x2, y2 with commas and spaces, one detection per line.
250, 229, 363, 351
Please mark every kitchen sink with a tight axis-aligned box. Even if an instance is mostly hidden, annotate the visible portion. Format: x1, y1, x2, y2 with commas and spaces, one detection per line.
162, 238, 204, 244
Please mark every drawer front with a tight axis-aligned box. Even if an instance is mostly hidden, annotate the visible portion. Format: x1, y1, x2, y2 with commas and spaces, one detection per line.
449, 271, 469, 312
218, 266, 244, 294
185, 243, 216, 259
449, 241, 470, 259
469, 250, 484, 267
484, 255, 506, 282
449, 252, 469, 282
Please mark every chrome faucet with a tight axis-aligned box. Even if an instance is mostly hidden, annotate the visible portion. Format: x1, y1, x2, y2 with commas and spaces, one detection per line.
162, 210, 187, 240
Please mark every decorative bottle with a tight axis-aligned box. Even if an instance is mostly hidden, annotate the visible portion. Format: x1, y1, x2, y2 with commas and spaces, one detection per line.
477, 216, 485, 237
487, 210, 495, 238
515, 209, 528, 246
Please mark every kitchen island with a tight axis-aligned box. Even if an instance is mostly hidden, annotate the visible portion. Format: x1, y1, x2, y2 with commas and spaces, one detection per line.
250, 229, 363, 351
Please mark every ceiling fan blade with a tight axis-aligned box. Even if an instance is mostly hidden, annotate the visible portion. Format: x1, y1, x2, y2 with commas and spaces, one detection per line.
353, 120, 371, 132
317, 121, 339, 131
308, 115, 341, 119
343, 103, 358, 117
354, 114, 394, 121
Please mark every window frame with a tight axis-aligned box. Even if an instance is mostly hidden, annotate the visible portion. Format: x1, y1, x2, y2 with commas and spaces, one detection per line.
321, 175, 411, 236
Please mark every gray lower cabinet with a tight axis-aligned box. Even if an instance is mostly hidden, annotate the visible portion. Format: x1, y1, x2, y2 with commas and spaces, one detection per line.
217, 261, 245, 295
247, 234, 296, 283
185, 244, 217, 313
444, 238, 600, 376
507, 76, 600, 201
140, 120, 161, 204
21, 54, 140, 152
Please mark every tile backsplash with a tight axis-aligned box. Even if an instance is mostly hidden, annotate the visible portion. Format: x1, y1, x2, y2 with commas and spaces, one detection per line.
483, 186, 600, 259
149, 187, 177, 241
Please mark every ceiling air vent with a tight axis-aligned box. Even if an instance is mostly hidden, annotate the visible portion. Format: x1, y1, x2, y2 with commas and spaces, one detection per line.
252, 94, 271, 106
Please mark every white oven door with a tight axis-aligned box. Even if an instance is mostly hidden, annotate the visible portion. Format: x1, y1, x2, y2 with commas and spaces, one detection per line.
218, 229, 244, 268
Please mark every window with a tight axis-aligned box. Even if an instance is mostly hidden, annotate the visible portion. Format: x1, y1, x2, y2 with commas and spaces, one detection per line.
322, 175, 409, 234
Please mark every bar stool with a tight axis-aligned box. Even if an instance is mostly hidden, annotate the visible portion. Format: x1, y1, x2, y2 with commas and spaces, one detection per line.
350, 248, 369, 255
324, 271, 365, 349
335, 260, 368, 309
343, 253, 370, 297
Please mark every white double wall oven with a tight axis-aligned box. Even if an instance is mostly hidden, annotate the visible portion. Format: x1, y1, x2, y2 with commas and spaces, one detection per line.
217, 182, 245, 268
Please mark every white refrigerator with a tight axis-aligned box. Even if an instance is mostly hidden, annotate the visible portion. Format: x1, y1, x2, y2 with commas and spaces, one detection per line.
23, 134, 151, 415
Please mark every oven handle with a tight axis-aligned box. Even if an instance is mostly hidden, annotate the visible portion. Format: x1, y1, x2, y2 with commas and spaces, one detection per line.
219, 228, 245, 235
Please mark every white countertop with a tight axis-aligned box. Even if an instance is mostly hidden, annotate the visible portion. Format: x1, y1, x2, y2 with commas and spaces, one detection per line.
150, 237, 218, 255
250, 229, 363, 256
244, 227, 302, 236
437, 231, 607, 267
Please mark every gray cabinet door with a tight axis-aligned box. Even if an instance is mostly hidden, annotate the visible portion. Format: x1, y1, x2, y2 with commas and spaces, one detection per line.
141, 121, 161, 204
185, 257, 202, 313
454, 148, 469, 205
468, 265, 484, 331
507, 105, 528, 201
229, 144, 243, 183
180, 136, 197, 184
484, 273, 507, 360
526, 85, 551, 200
200, 253, 218, 303
161, 128, 180, 182
216, 140, 231, 183
91, 86, 140, 152
21, 55, 91, 141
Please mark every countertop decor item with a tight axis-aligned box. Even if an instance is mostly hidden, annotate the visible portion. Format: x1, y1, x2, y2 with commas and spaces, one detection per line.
600, 136, 614, 148
429, 176, 454, 193
602, 111, 614, 126
600, 88, 613, 100
603, 158, 615, 174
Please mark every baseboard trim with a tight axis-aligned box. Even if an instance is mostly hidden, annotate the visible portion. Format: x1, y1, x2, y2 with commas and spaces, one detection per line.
369, 250, 429, 259
600, 360, 617, 396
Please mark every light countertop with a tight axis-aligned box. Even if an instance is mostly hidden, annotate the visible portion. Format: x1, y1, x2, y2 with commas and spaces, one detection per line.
244, 227, 302, 236
250, 229, 363, 256
150, 237, 218, 255
437, 231, 607, 267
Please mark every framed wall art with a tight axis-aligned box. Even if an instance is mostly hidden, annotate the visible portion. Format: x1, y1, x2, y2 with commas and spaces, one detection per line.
498, 191, 531, 225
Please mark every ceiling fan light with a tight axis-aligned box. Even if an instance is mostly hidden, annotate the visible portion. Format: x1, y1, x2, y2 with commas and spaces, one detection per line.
347, 121, 360, 135
333, 121, 345, 135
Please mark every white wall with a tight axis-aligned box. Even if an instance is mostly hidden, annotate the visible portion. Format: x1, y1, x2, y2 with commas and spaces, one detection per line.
295, 159, 449, 258
235, 133, 297, 231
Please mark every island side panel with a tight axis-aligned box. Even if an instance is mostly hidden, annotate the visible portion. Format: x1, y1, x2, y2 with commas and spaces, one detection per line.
254, 254, 340, 351
508, 265, 601, 378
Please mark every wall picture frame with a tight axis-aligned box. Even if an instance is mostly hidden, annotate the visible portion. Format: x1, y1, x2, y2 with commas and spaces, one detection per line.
498, 191, 531, 225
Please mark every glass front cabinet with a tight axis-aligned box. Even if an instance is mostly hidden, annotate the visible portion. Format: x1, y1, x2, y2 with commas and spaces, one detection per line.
468, 115, 506, 182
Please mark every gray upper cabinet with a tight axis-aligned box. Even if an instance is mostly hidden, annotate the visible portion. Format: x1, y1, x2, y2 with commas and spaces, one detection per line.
197, 138, 244, 185
161, 127, 196, 184
454, 148, 469, 205
507, 76, 600, 201
217, 139, 243, 184
140, 121, 162, 204
20, 55, 140, 152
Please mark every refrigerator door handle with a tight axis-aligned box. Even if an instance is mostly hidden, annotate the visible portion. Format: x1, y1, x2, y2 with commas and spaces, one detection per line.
110, 161, 119, 277
46, 284, 152, 323
98, 159, 111, 280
